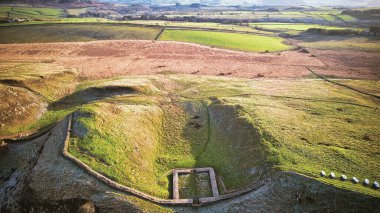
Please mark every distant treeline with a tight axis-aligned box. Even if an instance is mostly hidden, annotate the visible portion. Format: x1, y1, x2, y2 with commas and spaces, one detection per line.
306, 27, 380, 36
306, 28, 362, 35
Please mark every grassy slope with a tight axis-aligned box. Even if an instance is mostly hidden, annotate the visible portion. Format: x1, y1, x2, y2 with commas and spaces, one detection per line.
2, 69, 379, 197
0, 84, 47, 135
69, 102, 166, 197
65, 75, 379, 199
0, 62, 78, 135
0, 62, 77, 100
0, 24, 161, 43
160, 30, 290, 52
241, 80, 380, 197
67, 77, 272, 198
178, 76, 380, 197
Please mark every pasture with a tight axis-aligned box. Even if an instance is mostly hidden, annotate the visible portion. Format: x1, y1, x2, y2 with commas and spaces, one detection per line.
0, 6, 64, 19
251, 22, 360, 32
127, 20, 273, 35
62, 75, 380, 198
0, 24, 162, 43
160, 29, 290, 52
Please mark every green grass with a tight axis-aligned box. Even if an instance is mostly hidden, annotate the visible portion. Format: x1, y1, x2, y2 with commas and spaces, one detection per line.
337, 15, 357, 22
0, 17, 116, 26
320, 14, 339, 22
67, 76, 272, 198
0, 6, 64, 20
62, 75, 379, 199
160, 30, 290, 52
0, 6, 11, 18
0, 24, 162, 43
0, 62, 78, 135
0, 62, 77, 100
126, 20, 273, 35
250, 22, 360, 32
2, 72, 379, 197
69, 102, 166, 197
67, 7, 94, 16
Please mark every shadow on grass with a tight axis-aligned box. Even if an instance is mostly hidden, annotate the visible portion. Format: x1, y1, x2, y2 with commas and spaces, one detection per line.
49, 86, 136, 110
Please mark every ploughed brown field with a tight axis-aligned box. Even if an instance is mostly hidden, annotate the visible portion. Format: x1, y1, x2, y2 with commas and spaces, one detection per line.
0, 40, 379, 80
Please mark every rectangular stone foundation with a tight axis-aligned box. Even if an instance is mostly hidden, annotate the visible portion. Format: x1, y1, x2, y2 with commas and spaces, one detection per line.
172, 167, 219, 205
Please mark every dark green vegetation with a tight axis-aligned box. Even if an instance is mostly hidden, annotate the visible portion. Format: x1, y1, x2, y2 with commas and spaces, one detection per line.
0, 24, 161, 43
5, 73, 375, 198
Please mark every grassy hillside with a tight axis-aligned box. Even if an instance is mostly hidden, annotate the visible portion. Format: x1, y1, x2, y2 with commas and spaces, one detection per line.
0, 24, 162, 43
160, 30, 291, 52
1, 67, 379, 197
0, 62, 78, 136
58, 75, 380, 198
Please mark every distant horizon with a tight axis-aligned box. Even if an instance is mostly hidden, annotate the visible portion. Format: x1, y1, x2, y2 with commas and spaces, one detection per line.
93, 0, 380, 7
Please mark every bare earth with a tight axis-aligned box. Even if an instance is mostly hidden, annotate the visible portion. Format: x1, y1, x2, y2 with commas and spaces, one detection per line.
0, 40, 379, 80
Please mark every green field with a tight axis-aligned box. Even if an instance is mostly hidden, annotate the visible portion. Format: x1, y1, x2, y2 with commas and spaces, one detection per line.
127, 20, 273, 35
337, 14, 357, 22
160, 30, 290, 52
320, 14, 339, 22
0, 24, 162, 43
67, 7, 94, 16
0, 6, 11, 18
251, 22, 360, 32
0, 6, 64, 19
